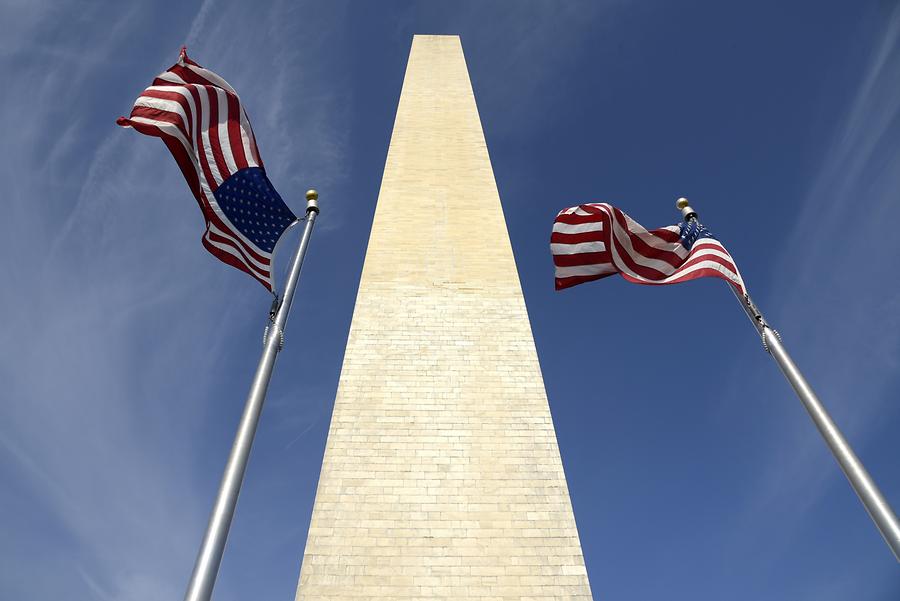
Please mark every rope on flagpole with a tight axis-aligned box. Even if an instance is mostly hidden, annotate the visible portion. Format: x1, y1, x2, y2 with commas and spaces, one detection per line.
676, 197, 900, 562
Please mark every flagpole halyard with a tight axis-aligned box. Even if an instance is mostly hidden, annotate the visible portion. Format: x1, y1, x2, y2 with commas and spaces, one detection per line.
677, 197, 900, 562
183, 190, 321, 601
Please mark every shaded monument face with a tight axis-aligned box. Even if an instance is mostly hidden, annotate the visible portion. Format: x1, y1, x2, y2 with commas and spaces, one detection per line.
295, 35, 593, 600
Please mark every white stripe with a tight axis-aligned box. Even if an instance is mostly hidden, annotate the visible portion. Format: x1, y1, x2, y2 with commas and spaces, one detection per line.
611, 219, 681, 276
620, 211, 687, 254
167, 91, 268, 263
665, 259, 742, 286
552, 221, 604, 235
204, 235, 269, 278
555, 263, 617, 278
554, 204, 745, 291
155, 71, 186, 85
240, 109, 259, 168
203, 232, 254, 269
143, 86, 199, 140
197, 86, 224, 186
157, 67, 243, 170
604, 224, 664, 282
205, 200, 276, 269
551, 241, 606, 255
628, 256, 740, 286
134, 96, 190, 133
203, 234, 272, 290
206, 221, 270, 273
147, 87, 206, 192
146, 88, 216, 205
685, 247, 735, 264
215, 87, 239, 175
689, 237, 727, 252
129, 116, 269, 275
683, 241, 745, 290
184, 63, 237, 94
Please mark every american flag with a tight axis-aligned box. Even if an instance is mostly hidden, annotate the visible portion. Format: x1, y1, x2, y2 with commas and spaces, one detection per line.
551, 203, 745, 294
117, 48, 297, 292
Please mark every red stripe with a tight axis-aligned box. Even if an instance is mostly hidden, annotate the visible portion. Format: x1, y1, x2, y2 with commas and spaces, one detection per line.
616, 253, 737, 286
555, 205, 681, 279
552, 252, 612, 268
611, 209, 683, 269
123, 119, 270, 268
244, 112, 263, 167
636, 266, 742, 294
608, 234, 674, 280
689, 241, 727, 253
202, 237, 272, 291
117, 121, 273, 293
141, 89, 194, 134
554, 212, 607, 226
204, 86, 232, 180
128, 106, 190, 141
121, 51, 281, 293
672, 252, 737, 277
160, 132, 204, 203
550, 204, 743, 293
671, 267, 736, 284
550, 230, 606, 244
205, 229, 270, 278
555, 272, 615, 291
168, 63, 215, 86
622, 267, 722, 288
226, 91, 249, 169
647, 226, 681, 243
204, 205, 271, 265
186, 85, 220, 193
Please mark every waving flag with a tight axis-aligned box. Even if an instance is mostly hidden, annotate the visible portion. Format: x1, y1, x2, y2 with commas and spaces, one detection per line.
551, 203, 745, 293
117, 48, 297, 292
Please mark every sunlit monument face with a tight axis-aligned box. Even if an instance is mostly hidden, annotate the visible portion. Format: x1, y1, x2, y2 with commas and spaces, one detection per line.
295, 35, 593, 600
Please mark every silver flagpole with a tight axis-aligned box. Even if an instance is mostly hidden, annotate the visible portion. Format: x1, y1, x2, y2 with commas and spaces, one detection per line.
675, 197, 900, 562
183, 190, 321, 601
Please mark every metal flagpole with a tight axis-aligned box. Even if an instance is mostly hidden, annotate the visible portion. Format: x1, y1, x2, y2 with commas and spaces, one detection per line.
675, 197, 900, 562
183, 189, 321, 601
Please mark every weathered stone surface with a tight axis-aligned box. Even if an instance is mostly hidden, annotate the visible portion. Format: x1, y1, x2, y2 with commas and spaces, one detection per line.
295, 35, 593, 600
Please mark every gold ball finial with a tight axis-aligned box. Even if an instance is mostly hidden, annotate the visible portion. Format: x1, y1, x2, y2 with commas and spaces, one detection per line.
676, 197, 690, 210
305, 189, 319, 201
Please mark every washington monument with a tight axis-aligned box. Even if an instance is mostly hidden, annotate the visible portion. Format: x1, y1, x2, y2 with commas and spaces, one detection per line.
294, 35, 593, 599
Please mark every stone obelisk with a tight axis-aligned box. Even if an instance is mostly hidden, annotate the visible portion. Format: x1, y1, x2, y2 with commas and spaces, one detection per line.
295, 35, 593, 599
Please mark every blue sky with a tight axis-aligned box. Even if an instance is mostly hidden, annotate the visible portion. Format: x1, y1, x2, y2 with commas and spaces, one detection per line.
1, 1, 898, 599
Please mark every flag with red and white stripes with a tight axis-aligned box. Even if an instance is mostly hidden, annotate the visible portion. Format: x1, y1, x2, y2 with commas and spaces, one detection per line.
117, 48, 297, 292
551, 203, 745, 294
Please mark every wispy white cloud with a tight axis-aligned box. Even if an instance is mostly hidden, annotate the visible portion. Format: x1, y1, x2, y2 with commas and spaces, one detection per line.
185, 0, 218, 48
725, 4, 900, 565
0, 1, 349, 599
